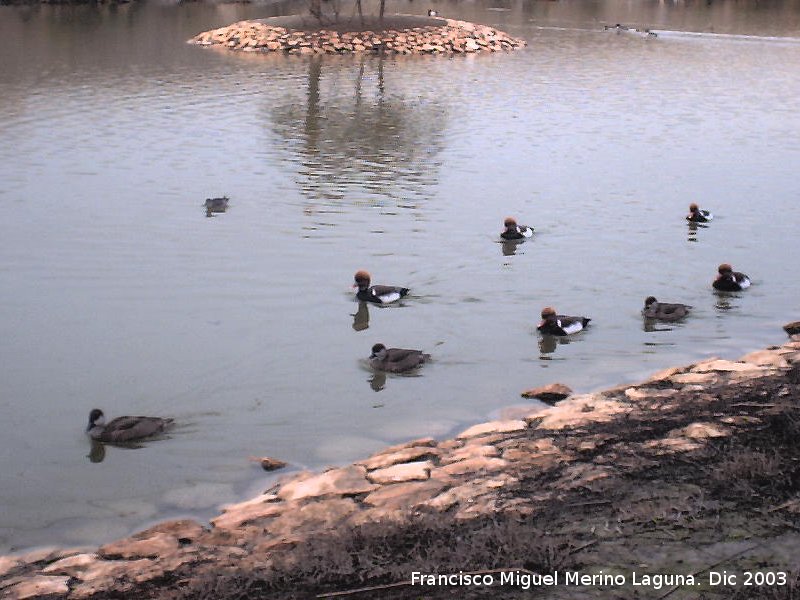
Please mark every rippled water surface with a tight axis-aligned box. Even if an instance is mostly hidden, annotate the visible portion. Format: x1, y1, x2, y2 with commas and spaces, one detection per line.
1, 0, 799, 552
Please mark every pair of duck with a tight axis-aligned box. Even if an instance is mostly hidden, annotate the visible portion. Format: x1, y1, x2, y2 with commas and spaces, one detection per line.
353, 270, 430, 372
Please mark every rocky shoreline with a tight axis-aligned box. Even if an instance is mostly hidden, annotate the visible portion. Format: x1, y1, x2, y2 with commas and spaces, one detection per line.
2, 337, 800, 599
189, 15, 527, 55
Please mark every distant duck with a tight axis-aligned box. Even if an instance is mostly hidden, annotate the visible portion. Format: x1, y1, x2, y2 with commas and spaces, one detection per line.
500, 217, 534, 240
204, 196, 229, 213
353, 270, 409, 305
369, 343, 430, 373
636, 28, 658, 38
537, 306, 591, 336
686, 203, 712, 222
86, 409, 174, 443
642, 296, 692, 321
713, 263, 751, 292
427, 9, 438, 16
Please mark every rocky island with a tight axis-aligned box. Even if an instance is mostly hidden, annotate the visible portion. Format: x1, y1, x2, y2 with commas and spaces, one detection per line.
189, 15, 526, 55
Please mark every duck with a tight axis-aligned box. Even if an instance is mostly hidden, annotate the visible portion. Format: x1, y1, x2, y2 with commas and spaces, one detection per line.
204, 196, 229, 213
500, 217, 534, 240
686, 203, 712, 222
713, 263, 751, 291
353, 270, 409, 304
86, 409, 174, 443
537, 307, 591, 336
369, 343, 430, 373
427, 9, 439, 16
642, 296, 692, 321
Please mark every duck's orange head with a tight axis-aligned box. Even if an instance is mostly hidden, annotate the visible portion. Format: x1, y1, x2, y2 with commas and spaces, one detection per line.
718, 263, 733, 275
541, 306, 557, 319
689, 203, 699, 212
354, 270, 371, 288
504, 217, 517, 228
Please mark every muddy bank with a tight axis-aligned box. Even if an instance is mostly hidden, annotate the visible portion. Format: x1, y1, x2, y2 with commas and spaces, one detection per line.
189, 15, 527, 55
2, 338, 800, 599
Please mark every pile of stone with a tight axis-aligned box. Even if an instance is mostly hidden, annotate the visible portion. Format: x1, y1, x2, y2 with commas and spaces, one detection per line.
189, 18, 526, 55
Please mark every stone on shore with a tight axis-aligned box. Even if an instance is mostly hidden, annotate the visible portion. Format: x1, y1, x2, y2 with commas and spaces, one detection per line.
520, 382, 573, 403
784, 320, 800, 335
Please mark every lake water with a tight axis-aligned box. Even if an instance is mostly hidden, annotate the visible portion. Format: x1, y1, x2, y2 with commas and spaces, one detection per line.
1, 0, 799, 553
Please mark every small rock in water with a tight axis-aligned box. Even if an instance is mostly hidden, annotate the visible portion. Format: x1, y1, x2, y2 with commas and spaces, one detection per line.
784, 321, 800, 336
251, 456, 288, 471
521, 383, 573, 403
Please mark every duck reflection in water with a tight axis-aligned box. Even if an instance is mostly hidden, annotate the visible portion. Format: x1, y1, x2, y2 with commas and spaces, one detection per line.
204, 196, 229, 218
686, 220, 709, 242
538, 334, 572, 355
352, 301, 370, 331
501, 239, 521, 256
87, 440, 106, 463
369, 370, 387, 391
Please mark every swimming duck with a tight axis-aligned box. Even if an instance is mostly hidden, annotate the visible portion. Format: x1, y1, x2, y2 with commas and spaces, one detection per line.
369, 343, 430, 373
500, 217, 534, 240
642, 296, 692, 321
86, 409, 174, 443
686, 203, 712, 222
427, 9, 439, 16
353, 270, 409, 304
713, 263, 751, 291
204, 196, 229, 213
537, 307, 591, 336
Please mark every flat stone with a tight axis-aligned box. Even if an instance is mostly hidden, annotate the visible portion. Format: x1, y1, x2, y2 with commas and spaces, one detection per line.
647, 365, 685, 381
624, 387, 678, 401
535, 395, 631, 430
99, 533, 178, 560
692, 359, 763, 373
16, 547, 60, 566
41, 552, 98, 576
358, 445, 440, 471
456, 419, 526, 439
520, 383, 573, 402
367, 460, 433, 484
440, 444, 500, 465
211, 497, 285, 530
739, 350, 790, 369
0, 556, 20, 578
4, 575, 70, 599
134, 519, 205, 543
436, 456, 508, 477
363, 479, 449, 509
277, 465, 377, 501
671, 422, 731, 439
264, 498, 358, 537
670, 372, 720, 385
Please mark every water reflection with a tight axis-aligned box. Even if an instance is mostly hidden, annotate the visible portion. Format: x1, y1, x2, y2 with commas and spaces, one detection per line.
87, 440, 106, 464
369, 370, 386, 391
352, 301, 370, 331
268, 54, 447, 203
686, 221, 709, 242
642, 318, 675, 333
539, 334, 571, 355
714, 292, 741, 311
